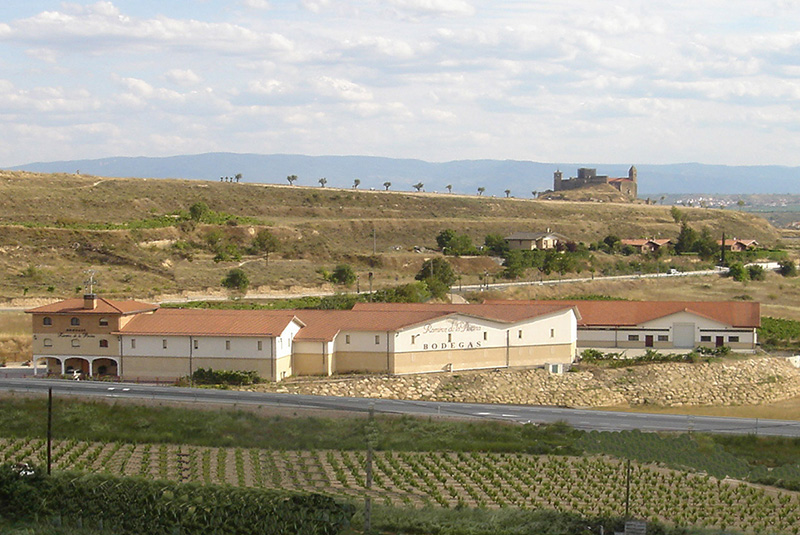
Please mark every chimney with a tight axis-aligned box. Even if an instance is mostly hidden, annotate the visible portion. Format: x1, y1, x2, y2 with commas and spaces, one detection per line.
83, 294, 97, 310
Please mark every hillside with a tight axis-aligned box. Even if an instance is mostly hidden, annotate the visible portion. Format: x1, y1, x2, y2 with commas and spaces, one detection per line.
0, 170, 783, 301
10, 152, 800, 194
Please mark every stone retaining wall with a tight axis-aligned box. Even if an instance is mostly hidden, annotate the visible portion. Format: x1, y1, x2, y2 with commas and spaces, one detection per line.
250, 357, 800, 408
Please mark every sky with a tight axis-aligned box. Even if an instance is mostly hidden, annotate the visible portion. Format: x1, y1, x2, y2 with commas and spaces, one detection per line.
2, 1, 800, 167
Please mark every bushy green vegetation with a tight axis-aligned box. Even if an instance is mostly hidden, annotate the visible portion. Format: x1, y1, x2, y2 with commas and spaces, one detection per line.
758, 316, 800, 349
579, 348, 729, 368
191, 368, 261, 386
0, 463, 354, 535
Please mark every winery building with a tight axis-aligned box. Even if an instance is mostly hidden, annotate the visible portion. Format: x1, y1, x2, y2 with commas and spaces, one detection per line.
483, 300, 760, 352
27, 296, 579, 381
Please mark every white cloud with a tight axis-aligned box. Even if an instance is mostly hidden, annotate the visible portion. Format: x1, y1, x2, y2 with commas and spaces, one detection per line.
164, 69, 202, 86
241, 0, 271, 9
388, 0, 475, 17
314, 76, 373, 102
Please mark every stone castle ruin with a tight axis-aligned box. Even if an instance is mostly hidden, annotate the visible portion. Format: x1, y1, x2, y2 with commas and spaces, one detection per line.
553, 166, 637, 198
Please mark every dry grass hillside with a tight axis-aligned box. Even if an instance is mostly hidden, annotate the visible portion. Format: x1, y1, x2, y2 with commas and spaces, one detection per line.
0, 170, 783, 301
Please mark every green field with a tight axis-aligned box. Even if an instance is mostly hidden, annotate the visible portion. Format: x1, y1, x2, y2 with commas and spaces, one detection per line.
1, 395, 799, 534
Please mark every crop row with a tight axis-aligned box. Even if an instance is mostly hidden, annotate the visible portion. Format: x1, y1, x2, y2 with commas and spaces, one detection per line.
1, 437, 797, 534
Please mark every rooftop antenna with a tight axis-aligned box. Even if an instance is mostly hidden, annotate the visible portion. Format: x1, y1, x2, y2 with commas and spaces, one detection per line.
84, 269, 97, 295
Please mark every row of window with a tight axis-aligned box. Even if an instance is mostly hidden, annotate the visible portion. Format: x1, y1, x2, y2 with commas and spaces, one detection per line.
627, 335, 670, 342
43, 339, 109, 348
626, 334, 741, 343
130, 339, 275, 351
345, 329, 557, 346
42, 317, 109, 327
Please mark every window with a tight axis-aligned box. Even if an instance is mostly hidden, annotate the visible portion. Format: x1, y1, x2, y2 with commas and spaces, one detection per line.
99, 339, 109, 348
550, 329, 555, 338
70, 317, 80, 326
410, 335, 415, 345
658, 335, 669, 342
375, 335, 380, 345
99, 318, 109, 327
131, 339, 136, 349
700, 335, 711, 342
225, 340, 231, 351
71, 339, 80, 348
43, 338, 53, 347
448, 333, 452, 342
628, 335, 639, 341
728, 336, 740, 343
518, 330, 523, 339
257, 340, 263, 351
43, 317, 52, 326
193, 339, 198, 350
345, 334, 351, 344
162, 339, 168, 349
483, 332, 487, 341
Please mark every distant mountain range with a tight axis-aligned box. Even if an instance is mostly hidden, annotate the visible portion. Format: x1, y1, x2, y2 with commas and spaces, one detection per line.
8, 153, 800, 195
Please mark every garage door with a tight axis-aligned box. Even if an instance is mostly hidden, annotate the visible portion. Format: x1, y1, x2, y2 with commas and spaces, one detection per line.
673, 323, 695, 348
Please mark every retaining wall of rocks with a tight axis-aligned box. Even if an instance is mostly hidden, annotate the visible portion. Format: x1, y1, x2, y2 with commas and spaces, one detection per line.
251, 357, 800, 408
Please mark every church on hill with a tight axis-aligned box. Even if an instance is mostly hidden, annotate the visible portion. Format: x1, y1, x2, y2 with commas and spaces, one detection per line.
553, 166, 638, 198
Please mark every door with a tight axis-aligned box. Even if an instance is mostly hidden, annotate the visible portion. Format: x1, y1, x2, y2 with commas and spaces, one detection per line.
673, 323, 695, 348
645, 335, 654, 348
715, 336, 724, 348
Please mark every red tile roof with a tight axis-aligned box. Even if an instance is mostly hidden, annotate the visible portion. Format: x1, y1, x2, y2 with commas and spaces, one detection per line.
482, 300, 760, 328
291, 309, 450, 341
621, 239, 672, 247
351, 302, 580, 323
26, 297, 158, 316
117, 309, 303, 337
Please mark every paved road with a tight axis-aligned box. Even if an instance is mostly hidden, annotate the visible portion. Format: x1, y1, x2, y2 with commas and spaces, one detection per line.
1, 377, 798, 437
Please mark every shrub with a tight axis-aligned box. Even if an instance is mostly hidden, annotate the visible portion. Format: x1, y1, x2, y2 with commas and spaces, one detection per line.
778, 260, 797, 277
329, 264, 356, 286
221, 268, 249, 292
192, 368, 261, 386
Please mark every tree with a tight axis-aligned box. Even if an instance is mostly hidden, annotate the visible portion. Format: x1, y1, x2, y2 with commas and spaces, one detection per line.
415, 257, 456, 298
504, 189, 511, 198
413, 182, 424, 192
319, 177, 327, 187
737, 199, 745, 211
436, 229, 458, 251
251, 229, 280, 266
531, 190, 538, 198
235, 173, 242, 183
329, 264, 356, 286
779, 260, 797, 277
747, 264, 765, 281
221, 268, 249, 292
694, 228, 719, 261
602, 235, 621, 253
484, 234, 509, 256
383, 182, 391, 190
477, 187, 485, 196
189, 202, 210, 222
674, 223, 697, 254
727, 262, 748, 282
287, 175, 298, 186
670, 206, 684, 224
353, 179, 361, 189
446, 184, 452, 193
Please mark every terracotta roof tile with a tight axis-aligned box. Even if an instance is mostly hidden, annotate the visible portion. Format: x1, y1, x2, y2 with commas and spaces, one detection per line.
482, 300, 760, 328
351, 302, 580, 323
26, 297, 158, 316
117, 309, 303, 337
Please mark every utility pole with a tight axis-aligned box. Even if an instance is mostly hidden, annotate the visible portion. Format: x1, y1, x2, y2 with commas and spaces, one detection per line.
625, 458, 631, 519
720, 232, 726, 266
47, 388, 53, 475
364, 404, 375, 533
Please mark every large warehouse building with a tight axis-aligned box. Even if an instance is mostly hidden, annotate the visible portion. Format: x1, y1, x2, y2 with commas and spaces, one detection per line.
27, 296, 579, 381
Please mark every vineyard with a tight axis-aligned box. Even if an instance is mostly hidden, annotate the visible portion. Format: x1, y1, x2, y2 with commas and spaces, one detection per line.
2, 437, 798, 534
